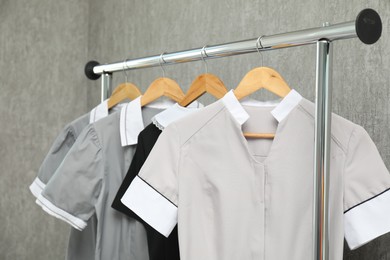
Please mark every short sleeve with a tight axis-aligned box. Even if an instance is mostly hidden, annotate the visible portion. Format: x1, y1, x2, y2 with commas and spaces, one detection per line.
36, 125, 104, 231
344, 125, 390, 249
120, 124, 180, 237
29, 124, 76, 198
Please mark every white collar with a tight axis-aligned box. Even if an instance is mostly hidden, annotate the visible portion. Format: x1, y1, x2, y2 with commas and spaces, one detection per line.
270, 89, 302, 122
89, 100, 127, 123
143, 98, 177, 109
120, 96, 144, 146
119, 96, 180, 146
221, 89, 302, 125
152, 101, 204, 130
89, 100, 108, 123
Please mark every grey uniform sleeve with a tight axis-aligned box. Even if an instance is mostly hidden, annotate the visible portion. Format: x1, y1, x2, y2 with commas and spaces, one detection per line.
36, 125, 104, 231
29, 124, 77, 198
344, 125, 390, 249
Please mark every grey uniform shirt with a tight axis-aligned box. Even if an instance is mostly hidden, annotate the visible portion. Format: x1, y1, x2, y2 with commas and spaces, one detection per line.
30, 100, 111, 260
123, 90, 390, 260
37, 96, 169, 260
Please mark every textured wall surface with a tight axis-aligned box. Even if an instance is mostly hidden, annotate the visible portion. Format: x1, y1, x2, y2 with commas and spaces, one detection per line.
0, 0, 89, 259
1, 0, 389, 259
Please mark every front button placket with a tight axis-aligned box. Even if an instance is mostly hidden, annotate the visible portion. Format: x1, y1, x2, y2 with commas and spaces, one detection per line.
254, 163, 266, 259
263, 163, 270, 260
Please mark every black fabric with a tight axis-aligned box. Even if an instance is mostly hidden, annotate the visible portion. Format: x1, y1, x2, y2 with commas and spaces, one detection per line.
112, 123, 180, 260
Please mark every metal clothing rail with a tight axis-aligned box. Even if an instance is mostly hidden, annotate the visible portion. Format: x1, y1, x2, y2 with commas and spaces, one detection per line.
84, 8, 382, 260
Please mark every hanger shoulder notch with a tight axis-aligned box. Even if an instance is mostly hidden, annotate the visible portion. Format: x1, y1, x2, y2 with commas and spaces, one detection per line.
108, 82, 142, 109
233, 67, 290, 100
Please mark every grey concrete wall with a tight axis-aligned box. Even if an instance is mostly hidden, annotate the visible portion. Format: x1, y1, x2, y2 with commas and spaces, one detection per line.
87, 0, 390, 259
0, 1, 89, 259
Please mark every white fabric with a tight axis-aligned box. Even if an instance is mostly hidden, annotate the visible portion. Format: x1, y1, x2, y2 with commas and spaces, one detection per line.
144, 98, 177, 109
222, 89, 302, 125
152, 101, 203, 130
344, 189, 390, 249
222, 90, 250, 125
121, 176, 178, 237
119, 96, 182, 146
271, 89, 302, 122
240, 97, 281, 107
36, 194, 87, 231
120, 97, 144, 146
89, 100, 109, 123
29, 177, 45, 198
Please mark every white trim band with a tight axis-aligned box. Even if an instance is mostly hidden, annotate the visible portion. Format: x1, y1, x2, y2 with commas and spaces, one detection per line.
89, 100, 109, 123
120, 97, 144, 146
29, 178, 46, 198
344, 189, 390, 249
152, 102, 204, 130
36, 195, 87, 231
121, 176, 178, 237
222, 90, 250, 126
271, 89, 302, 122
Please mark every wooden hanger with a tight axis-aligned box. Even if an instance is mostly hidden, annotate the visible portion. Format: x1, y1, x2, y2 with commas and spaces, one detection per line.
107, 82, 142, 109
107, 60, 142, 109
179, 73, 228, 107
141, 77, 185, 107
233, 66, 291, 139
234, 67, 291, 99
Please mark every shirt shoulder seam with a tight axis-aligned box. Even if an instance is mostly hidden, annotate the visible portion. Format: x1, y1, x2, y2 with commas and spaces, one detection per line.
87, 124, 103, 149
179, 105, 226, 147
342, 125, 358, 176
297, 104, 347, 154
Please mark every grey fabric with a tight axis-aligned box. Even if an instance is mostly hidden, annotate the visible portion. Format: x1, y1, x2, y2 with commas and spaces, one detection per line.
34, 113, 90, 188
30, 112, 96, 260
31, 104, 122, 260
38, 107, 162, 260
130, 93, 390, 260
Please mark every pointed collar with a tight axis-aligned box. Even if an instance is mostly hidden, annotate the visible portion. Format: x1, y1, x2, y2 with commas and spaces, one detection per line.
89, 100, 108, 123
120, 96, 144, 146
89, 99, 128, 123
270, 89, 302, 122
221, 89, 303, 124
151, 101, 204, 130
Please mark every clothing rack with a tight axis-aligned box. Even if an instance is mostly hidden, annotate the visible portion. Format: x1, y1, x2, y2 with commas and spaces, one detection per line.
84, 9, 382, 260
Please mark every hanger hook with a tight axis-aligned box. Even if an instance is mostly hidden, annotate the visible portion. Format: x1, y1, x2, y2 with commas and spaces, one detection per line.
201, 45, 209, 74
159, 52, 166, 78
122, 58, 130, 83
256, 35, 265, 67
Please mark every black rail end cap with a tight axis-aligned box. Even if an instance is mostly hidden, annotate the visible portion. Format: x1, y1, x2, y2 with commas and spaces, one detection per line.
356, 8, 382, 45
85, 60, 101, 80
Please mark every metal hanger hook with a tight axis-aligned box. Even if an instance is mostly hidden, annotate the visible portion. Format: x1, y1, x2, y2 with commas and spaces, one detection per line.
201, 45, 209, 74
159, 52, 166, 78
256, 35, 265, 67
122, 58, 130, 83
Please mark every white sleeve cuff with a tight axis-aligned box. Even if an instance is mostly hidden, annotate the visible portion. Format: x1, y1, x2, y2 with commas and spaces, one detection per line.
344, 188, 390, 249
29, 178, 46, 198
121, 176, 178, 237
36, 194, 87, 231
